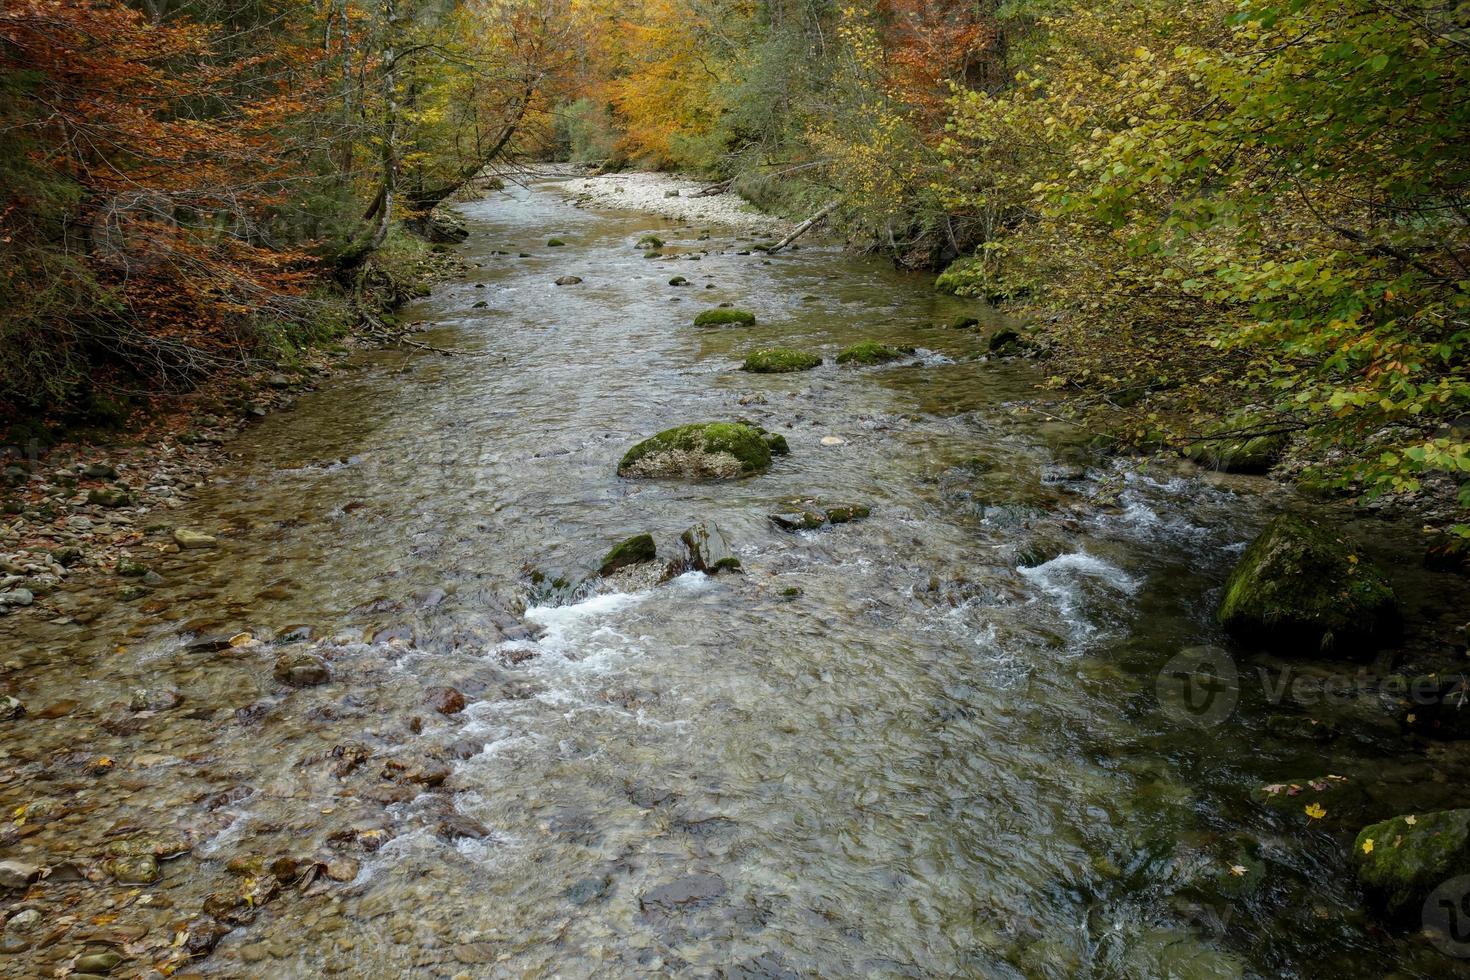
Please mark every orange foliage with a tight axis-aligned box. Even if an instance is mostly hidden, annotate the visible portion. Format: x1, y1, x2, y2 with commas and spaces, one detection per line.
879, 0, 994, 128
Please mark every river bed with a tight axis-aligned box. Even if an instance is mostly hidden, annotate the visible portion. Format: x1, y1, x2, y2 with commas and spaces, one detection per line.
1, 177, 1468, 978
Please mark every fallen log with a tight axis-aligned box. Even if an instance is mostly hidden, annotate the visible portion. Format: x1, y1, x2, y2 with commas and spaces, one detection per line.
766, 199, 842, 254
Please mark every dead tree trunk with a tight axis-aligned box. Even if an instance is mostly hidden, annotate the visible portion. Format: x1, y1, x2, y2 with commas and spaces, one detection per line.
767, 199, 841, 254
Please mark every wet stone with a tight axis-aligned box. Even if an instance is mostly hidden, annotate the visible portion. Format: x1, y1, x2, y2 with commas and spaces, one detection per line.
273, 650, 331, 687
425, 685, 467, 715
639, 874, 727, 916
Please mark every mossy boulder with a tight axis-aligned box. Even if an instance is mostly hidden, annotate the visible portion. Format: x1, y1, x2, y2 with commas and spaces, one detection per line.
635, 235, 664, 249
768, 498, 870, 531
599, 534, 656, 577
693, 308, 756, 327
987, 327, 1034, 357
1353, 809, 1470, 921
618, 422, 789, 480
835, 342, 916, 366
742, 348, 821, 374
680, 522, 740, 574
934, 255, 1035, 303
546, 238, 567, 247
1217, 515, 1397, 656
1183, 413, 1289, 473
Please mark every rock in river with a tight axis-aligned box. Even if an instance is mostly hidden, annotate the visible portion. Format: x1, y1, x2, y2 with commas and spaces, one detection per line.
693, 308, 756, 327
554, 275, 582, 285
618, 421, 789, 480
273, 650, 331, 687
0, 860, 40, 891
1217, 515, 1397, 656
742, 348, 822, 373
680, 522, 740, 574
425, 685, 467, 715
835, 342, 916, 366
600, 533, 657, 576
173, 527, 218, 549
1353, 809, 1470, 921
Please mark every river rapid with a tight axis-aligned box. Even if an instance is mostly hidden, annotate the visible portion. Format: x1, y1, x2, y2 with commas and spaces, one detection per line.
2, 177, 1468, 978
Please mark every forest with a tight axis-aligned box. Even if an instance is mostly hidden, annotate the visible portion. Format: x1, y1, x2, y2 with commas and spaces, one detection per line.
3, 1, 1470, 977
3, 0, 1468, 534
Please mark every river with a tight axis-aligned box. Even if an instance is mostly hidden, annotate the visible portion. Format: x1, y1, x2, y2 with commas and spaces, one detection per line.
1, 177, 1465, 978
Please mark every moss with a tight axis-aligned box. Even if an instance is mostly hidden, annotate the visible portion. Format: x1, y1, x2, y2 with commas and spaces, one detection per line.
693, 308, 756, 327
742, 348, 821, 373
635, 235, 664, 249
599, 533, 656, 576
1183, 412, 1289, 473
668, 276, 689, 286
546, 238, 567, 247
618, 421, 784, 480
835, 342, 916, 365
1217, 515, 1398, 656
823, 504, 869, 523
950, 316, 981, 330
935, 255, 1036, 303
1353, 810, 1470, 921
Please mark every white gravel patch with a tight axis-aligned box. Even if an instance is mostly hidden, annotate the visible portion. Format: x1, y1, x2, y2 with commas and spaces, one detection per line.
552, 171, 786, 235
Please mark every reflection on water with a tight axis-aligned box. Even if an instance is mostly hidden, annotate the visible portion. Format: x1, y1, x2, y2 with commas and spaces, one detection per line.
0, 179, 1462, 978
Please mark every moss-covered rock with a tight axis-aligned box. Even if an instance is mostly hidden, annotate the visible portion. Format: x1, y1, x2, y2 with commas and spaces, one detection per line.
768, 498, 870, 531
680, 522, 741, 574
599, 534, 656, 577
835, 342, 916, 366
934, 255, 1035, 303
546, 238, 567, 247
1217, 515, 1398, 656
618, 421, 788, 480
987, 327, 1034, 357
635, 235, 664, 249
693, 308, 756, 327
1183, 413, 1289, 473
1353, 809, 1470, 921
742, 348, 821, 373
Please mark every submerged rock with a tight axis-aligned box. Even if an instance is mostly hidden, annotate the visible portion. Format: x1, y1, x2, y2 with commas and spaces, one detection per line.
680, 522, 741, 574
0, 860, 40, 891
768, 498, 870, 531
1217, 515, 1397, 656
273, 650, 331, 687
1252, 774, 1369, 830
1353, 809, 1470, 921
742, 348, 821, 373
554, 275, 583, 285
618, 421, 788, 480
835, 342, 916, 366
600, 533, 657, 576
173, 528, 218, 549
693, 308, 756, 327
636, 235, 665, 249
425, 686, 467, 715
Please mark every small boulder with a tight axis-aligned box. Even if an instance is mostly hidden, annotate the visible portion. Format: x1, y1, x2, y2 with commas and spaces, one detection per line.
636, 235, 665, 249
987, 327, 1029, 356
742, 348, 821, 374
693, 308, 756, 327
0, 860, 40, 891
554, 275, 582, 285
273, 651, 331, 687
1217, 515, 1398, 656
1353, 809, 1470, 921
0, 589, 34, 608
680, 522, 740, 574
546, 238, 567, 247
600, 534, 657, 576
618, 422, 788, 481
835, 342, 916, 366
0, 695, 24, 720
668, 276, 689, 286
82, 462, 117, 479
173, 528, 218, 549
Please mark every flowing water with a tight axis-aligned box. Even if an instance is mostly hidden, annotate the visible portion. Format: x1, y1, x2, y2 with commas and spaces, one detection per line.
2, 179, 1467, 978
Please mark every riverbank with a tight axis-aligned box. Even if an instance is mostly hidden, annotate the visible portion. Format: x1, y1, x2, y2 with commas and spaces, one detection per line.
0, 245, 468, 624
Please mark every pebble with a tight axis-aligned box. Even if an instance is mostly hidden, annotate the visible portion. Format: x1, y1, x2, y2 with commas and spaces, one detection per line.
820, 436, 846, 446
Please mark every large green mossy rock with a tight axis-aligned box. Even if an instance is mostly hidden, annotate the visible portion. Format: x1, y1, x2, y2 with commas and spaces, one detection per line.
742, 348, 821, 373
618, 422, 789, 480
693, 308, 756, 327
1217, 515, 1397, 656
934, 255, 1035, 303
835, 342, 916, 366
1353, 810, 1470, 921
599, 534, 656, 577
1184, 413, 1289, 473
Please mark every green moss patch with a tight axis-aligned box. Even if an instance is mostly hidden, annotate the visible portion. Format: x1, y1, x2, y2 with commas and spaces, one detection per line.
693, 308, 756, 327
835, 342, 916, 366
742, 348, 821, 373
618, 421, 788, 480
1217, 515, 1398, 656
599, 533, 657, 576
1354, 810, 1470, 921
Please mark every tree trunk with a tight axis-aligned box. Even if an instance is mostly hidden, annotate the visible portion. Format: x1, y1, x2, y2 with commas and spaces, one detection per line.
766, 199, 841, 254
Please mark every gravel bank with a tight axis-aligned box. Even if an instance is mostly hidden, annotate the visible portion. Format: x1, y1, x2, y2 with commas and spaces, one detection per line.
554, 170, 787, 235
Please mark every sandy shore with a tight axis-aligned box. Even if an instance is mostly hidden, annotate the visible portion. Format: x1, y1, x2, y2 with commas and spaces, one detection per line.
551, 170, 787, 235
